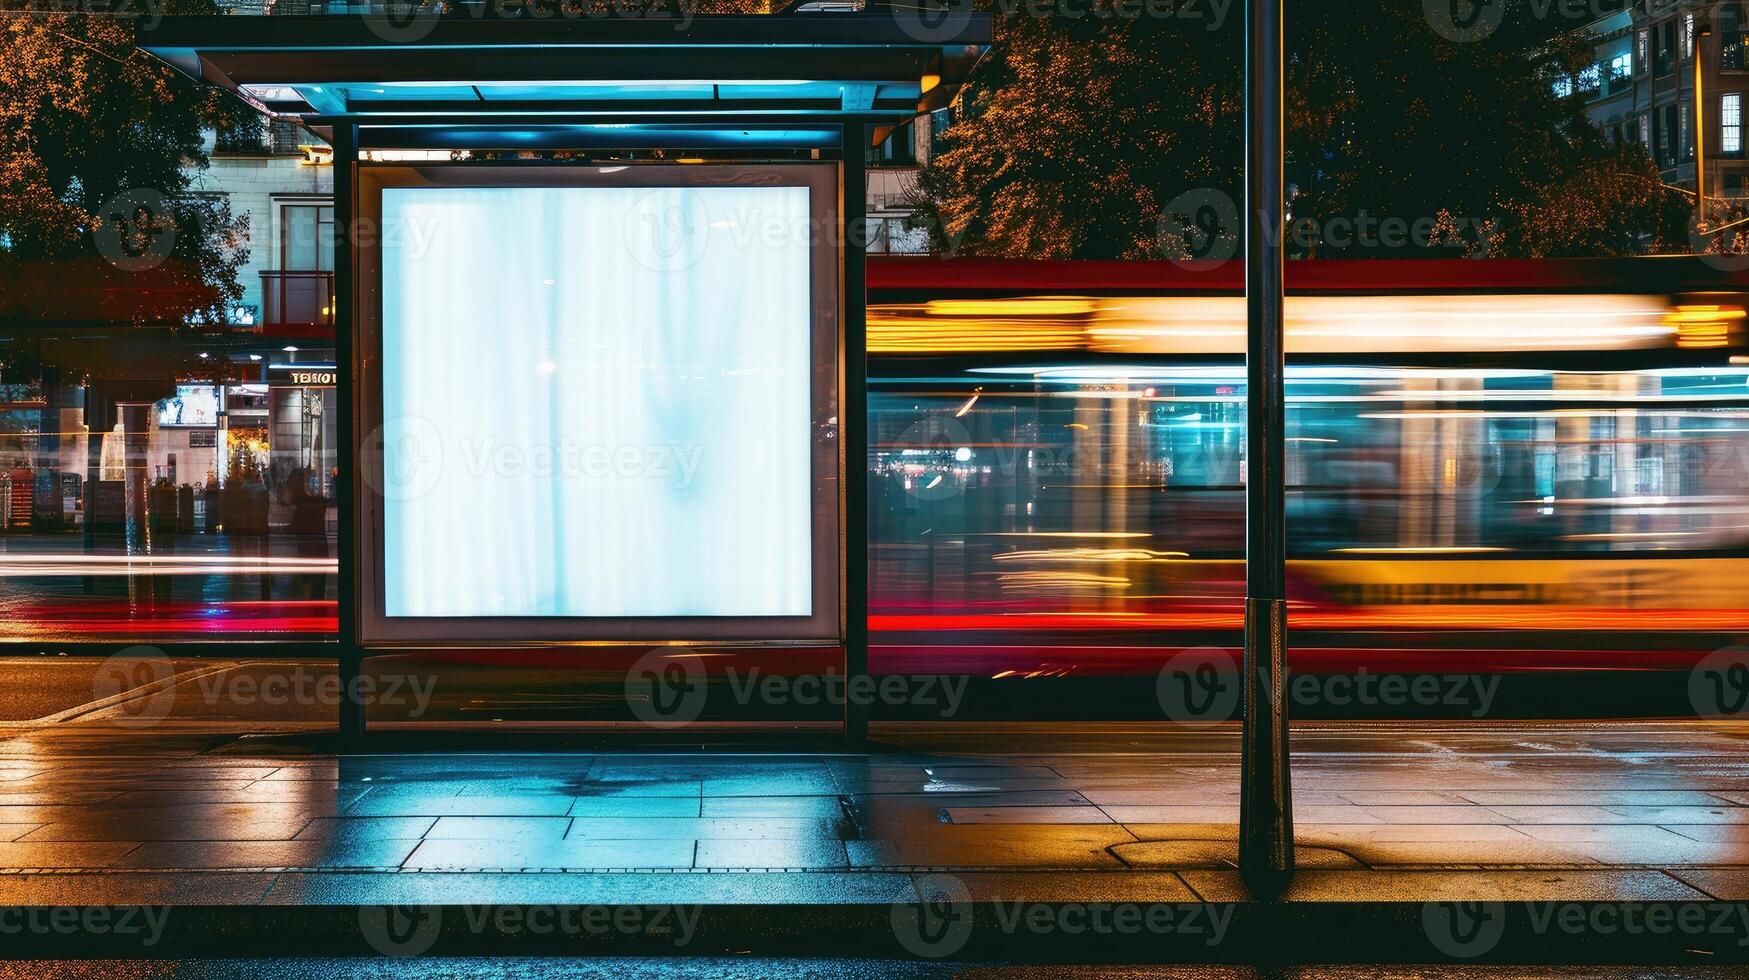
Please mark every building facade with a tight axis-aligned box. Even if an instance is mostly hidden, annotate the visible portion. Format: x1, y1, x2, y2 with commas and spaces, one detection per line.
193, 121, 335, 332
866, 109, 952, 254
1581, 1, 1749, 206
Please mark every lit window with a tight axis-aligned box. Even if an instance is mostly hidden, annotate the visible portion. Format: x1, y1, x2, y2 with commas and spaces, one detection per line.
1611, 51, 1633, 80
1553, 76, 1573, 98
1578, 64, 1602, 92
1725, 94, 1742, 153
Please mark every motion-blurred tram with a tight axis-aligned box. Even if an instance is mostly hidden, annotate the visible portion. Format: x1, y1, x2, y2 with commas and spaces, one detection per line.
864, 256, 1749, 677
5, 255, 1747, 704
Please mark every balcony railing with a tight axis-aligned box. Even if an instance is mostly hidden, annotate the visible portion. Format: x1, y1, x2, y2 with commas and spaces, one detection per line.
260, 270, 334, 334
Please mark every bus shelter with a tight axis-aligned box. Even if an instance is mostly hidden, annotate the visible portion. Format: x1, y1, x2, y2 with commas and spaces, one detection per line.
138, 11, 991, 739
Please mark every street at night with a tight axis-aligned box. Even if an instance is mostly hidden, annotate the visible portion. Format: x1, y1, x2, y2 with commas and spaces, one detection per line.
5, 0, 1749, 973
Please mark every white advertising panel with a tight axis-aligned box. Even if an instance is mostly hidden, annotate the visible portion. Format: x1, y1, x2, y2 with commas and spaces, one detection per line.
378, 183, 815, 620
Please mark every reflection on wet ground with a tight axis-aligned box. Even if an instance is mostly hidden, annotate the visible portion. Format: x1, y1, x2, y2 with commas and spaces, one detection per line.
0, 721, 1741, 902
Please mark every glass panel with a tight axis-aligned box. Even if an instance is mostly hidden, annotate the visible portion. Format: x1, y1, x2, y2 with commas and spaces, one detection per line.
378, 184, 815, 618
869, 364, 1749, 640
0, 340, 339, 641
280, 204, 333, 272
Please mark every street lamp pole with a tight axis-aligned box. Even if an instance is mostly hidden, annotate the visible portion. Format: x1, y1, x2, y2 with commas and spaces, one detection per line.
1696, 18, 1713, 231
1240, 0, 1294, 896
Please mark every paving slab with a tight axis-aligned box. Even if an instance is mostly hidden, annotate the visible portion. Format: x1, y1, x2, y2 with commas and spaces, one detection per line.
1668, 868, 1749, 899
427, 816, 573, 841
574, 797, 702, 817
18, 816, 315, 842
698, 796, 839, 818
1321, 839, 1602, 867
1300, 824, 1528, 843
0, 842, 142, 868
1180, 869, 1713, 903
403, 838, 697, 870
1664, 824, 1749, 842
293, 817, 438, 841
113, 838, 421, 870
1456, 790, 1737, 806
1110, 840, 1365, 870
845, 838, 1130, 869
565, 817, 841, 840
694, 839, 850, 869
943, 805, 1114, 824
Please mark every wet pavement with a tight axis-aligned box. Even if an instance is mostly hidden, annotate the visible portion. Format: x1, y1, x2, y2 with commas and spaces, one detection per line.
0, 721, 1733, 963
0, 719, 1741, 907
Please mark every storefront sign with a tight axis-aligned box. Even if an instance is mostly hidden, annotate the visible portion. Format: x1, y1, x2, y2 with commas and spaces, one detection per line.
268, 365, 338, 387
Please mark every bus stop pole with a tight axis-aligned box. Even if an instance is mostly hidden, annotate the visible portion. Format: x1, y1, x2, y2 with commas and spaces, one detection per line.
334, 121, 366, 746
842, 120, 870, 746
1239, 0, 1294, 894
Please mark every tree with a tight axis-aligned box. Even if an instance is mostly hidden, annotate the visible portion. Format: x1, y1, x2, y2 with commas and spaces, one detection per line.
906, 10, 1241, 259
1286, 3, 1677, 258
0, 2, 256, 325
910, 1, 1683, 259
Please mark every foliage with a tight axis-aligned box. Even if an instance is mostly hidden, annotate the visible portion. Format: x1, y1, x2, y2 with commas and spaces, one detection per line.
0, 1, 255, 323
911, 1, 1685, 259
906, 7, 1241, 259
1286, 2, 1674, 258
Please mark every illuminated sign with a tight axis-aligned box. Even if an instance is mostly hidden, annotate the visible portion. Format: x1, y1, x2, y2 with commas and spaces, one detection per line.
377, 181, 816, 621
156, 384, 219, 427
268, 365, 338, 386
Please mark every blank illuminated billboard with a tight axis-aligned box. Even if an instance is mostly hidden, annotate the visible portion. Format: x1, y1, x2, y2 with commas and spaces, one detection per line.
377, 183, 814, 620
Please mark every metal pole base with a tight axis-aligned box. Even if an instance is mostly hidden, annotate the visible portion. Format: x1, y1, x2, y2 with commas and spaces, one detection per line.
338, 650, 367, 748
1239, 595, 1293, 897
843, 698, 868, 747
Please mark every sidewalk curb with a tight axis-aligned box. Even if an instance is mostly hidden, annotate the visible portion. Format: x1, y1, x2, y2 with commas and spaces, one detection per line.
0, 900, 1746, 962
